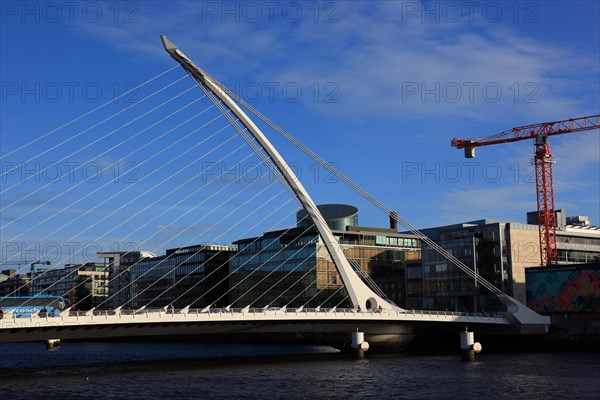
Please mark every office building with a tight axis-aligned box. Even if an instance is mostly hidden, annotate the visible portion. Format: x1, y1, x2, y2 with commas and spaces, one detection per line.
230, 204, 421, 309
0, 269, 30, 297
411, 213, 600, 312
28, 262, 109, 310
128, 244, 236, 309
97, 251, 156, 309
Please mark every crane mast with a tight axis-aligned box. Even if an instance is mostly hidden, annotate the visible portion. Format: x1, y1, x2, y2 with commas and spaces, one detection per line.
534, 133, 557, 266
452, 115, 600, 266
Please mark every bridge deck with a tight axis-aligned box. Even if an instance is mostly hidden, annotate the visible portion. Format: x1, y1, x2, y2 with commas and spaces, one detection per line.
0, 308, 521, 349
1, 307, 510, 330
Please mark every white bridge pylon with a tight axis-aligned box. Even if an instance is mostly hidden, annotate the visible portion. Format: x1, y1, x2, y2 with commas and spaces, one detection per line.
160, 35, 392, 312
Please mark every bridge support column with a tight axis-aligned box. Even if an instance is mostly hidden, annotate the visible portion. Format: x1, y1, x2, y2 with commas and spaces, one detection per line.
460, 327, 481, 362
351, 329, 369, 359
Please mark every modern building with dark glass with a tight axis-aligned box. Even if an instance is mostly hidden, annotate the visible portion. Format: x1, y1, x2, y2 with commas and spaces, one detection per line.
229, 204, 421, 309
98, 251, 156, 309
128, 244, 236, 309
28, 262, 109, 310
409, 211, 600, 313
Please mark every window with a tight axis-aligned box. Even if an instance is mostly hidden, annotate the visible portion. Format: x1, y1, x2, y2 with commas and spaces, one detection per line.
376, 236, 389, 245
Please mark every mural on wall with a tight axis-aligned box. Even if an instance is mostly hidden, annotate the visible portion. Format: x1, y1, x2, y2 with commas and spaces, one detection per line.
527, 268, 600, 313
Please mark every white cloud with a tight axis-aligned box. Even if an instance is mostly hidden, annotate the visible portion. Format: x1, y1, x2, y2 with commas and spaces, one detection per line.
75, 2, 598, 128
27, 3, 600, 159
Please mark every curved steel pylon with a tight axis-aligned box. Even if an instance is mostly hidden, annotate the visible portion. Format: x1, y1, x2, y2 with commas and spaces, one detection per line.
161, 35, 393, 311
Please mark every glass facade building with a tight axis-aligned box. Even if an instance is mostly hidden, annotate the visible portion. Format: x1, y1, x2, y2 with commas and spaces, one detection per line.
129, 244, 236, 309
29, 262, 109, 310
411, 217, 600, 312
414, 220, 509, 312
0, 269, 30, 297
98, 251, 156, 309
230, 228, 324, 308
229, 205, 421, 309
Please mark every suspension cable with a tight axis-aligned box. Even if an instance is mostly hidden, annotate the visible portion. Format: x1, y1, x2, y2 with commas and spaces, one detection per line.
93, 148, 258, 309
1, 124, 236, 304
3, 101, 216, 247
125, 170, 280, 308
0, 75, 190, 186
158, 195, 298, 309
6, 120, 243, 307
212, 81, 504, 296
0, 65, 181, 162
2, 84, 198, 215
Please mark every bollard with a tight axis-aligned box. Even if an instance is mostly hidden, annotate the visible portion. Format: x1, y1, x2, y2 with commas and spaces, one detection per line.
460, 327, 481, 362
351, 329, 369, 359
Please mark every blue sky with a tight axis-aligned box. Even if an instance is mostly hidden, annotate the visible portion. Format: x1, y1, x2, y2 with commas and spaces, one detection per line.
1, 1, 599, 266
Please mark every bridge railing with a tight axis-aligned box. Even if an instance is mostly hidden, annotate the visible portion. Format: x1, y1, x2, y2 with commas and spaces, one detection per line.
51, 307, 504, 320
0, 307, 505, 322
398, 309, 505, 319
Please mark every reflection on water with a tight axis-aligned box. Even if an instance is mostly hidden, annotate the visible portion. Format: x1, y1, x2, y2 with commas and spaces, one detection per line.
1, 342, 599, 399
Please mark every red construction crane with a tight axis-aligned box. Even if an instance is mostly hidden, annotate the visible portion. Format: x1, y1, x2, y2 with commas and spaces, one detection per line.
451, 114, 600, 267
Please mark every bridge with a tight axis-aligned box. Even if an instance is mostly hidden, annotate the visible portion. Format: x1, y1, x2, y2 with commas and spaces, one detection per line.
0, 36, 549, 350
1, 306, 514, 350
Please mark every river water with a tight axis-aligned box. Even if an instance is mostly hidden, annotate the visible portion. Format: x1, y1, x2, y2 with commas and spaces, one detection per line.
0, 342, 598, 399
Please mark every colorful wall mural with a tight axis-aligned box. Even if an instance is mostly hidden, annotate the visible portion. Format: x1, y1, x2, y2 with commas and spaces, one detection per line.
526, 265, 600, 314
